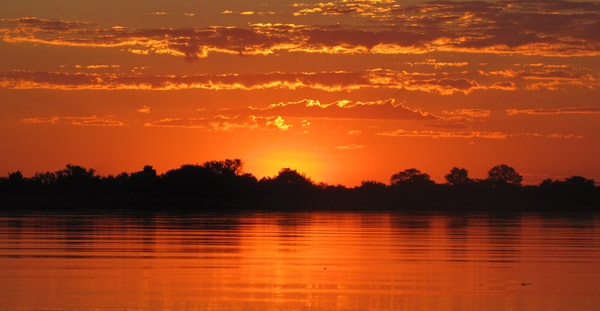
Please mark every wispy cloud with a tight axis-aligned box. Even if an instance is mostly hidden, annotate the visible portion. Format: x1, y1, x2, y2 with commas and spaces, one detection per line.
246, 99, 438, 120
376, 129, 508, 139
335, 144, 365, 150
506, 107, 600, 115
377, 128, 587, 140
137, 106, 151, 114
1, 69, 551, 94
0, 70, 369, 91
21, 115, 124, 126
144, 118, 207, 129
143, 115, 294, 132
21, 116, 60, 124
443, 109, 492, 118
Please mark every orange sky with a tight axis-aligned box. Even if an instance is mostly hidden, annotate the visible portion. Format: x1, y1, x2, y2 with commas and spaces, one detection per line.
1, 0, 599, 185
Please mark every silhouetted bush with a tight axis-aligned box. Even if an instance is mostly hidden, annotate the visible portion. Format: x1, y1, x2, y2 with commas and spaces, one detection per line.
391, 168, 434, 187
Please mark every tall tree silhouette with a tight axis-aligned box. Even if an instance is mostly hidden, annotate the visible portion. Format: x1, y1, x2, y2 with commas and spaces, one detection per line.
487, 164, 523, 186
445, 167, 472, 185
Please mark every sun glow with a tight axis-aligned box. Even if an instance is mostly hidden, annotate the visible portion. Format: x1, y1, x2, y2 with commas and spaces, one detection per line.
246, 148, 328, 183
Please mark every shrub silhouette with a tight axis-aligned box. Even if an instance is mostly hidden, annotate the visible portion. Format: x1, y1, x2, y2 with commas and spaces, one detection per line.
8, 171, 24, 184
55, 164, 97, 183
259, 168, 316, 198
391, 168, 434, 186
273, 168, 313, 186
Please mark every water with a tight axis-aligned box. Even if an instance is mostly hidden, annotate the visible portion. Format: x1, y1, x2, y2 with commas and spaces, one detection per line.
1, 211, 599, 310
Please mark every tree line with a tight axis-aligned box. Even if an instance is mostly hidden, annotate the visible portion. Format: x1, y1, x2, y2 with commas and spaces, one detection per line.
1, 160, 598, 211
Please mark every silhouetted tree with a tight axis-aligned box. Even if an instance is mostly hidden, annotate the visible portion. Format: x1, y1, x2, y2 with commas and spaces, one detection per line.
6, 171, 26, 194
203, 159, 243, 177
356, 180, 388, 198
159, 159, 255, 197
540, 178, 554, 188
8, 171, 24, 184
0, 159, 598, 211
563, 176, 596, 189
258, 168, 316, 198
33, 172, 56, 185
487, 164, 522, 186
360, 180, 387, 190
539, 176, 597, 207
128, 165, 158, 193
273, 168, 313, 186
46, 164, 100, 196
161, 164, 210, 195
445, 167, 472, 185
391, 168, 434, 186
55, 164, 97, 182
130, 165, 157, 181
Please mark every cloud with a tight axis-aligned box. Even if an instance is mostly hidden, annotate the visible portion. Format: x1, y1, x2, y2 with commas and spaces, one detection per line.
144, 118, 207, 129
21, 116, 60, 124
423, 122, 470, 129
246, 99, 438, 120
265, 116, 292, 131
506, 107, 600, 115
143, 115, 294, 132
443, 109, 492, 118
405, 78, 479, 95
66, 115, 124, 126
408, 59, 469, 69
377, 128, 587, 140
2, 17, 91, 33
137, 106, 151, 114
547, 133, 584, 139
0, 70, 514, 94
292, 0, 600, 56
376, 129, 508, 139
2, 68, 594, 94
21, 115, 124, 126
142, 98, 440, 132
0, 70, 370, 91
335, 144, 365, 150
3, 6, 599, 59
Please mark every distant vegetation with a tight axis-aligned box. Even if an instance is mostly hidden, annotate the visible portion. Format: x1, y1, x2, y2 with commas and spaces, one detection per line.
1, 160, 598, 211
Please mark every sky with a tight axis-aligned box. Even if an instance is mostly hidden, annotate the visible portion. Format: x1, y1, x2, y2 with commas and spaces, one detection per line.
1, 0, 599, 186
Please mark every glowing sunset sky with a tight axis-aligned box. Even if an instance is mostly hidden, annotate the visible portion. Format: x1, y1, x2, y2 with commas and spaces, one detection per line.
1, 0, 599, 185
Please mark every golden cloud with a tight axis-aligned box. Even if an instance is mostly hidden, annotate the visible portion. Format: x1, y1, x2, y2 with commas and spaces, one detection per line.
506, 107, 600, 115
21, 115, 124, 126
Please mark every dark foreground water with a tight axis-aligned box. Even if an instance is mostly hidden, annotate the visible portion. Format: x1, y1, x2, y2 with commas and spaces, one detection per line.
0, 211, 599, 310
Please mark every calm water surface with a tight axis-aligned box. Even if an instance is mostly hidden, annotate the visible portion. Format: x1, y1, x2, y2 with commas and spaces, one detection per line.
1, 211, 599, 310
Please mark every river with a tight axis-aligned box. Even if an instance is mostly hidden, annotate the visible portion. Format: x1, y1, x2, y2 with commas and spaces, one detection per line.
1, 211, 599, 310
